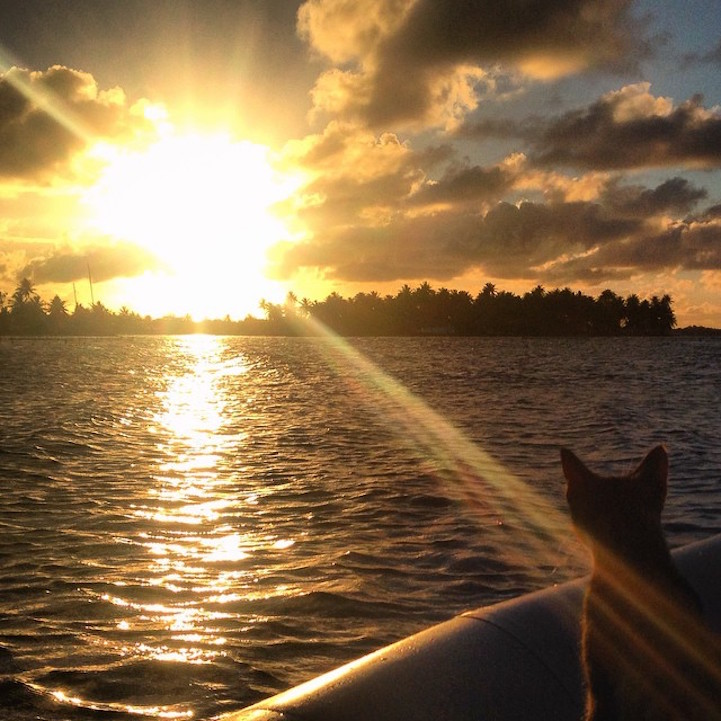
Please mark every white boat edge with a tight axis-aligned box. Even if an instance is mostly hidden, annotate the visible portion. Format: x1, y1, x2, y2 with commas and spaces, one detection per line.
220, 533, 721, 721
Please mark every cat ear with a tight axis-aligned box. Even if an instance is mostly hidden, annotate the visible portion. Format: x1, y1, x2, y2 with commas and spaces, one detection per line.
561, 448, 592, 497
634, 445, 668, 508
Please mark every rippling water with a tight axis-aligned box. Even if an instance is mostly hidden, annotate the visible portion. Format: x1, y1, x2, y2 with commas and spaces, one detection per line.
0, 335, 719, 719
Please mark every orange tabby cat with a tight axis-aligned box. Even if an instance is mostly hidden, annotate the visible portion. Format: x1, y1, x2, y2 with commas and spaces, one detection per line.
562, 445, 721, 721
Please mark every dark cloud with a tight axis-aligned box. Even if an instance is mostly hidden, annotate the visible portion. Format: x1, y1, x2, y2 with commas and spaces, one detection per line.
469, 199, 640, 277
0, 65, 150, 179
275, 196, 643, 283
301, 0, 648, 129
281, 70, 721, 292
530, 84, 721, 170
276, 158, 721, 286
547, 219, 721, 283
682, 36, 721, 68
370, 0, 647, 126
487, 205, 721, 284
21, 242, 163, 284
288, 122, 525, 220
679, 222, 721, 269
273, 209, 482, 282
376, 0, 644, 71
698, 203, 721, 220
408, 162, 517, 207
455, 117, 524, 141
600, 177, 707, 218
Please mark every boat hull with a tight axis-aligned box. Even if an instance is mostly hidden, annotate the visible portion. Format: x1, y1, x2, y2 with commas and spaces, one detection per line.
223, 534, 721, 721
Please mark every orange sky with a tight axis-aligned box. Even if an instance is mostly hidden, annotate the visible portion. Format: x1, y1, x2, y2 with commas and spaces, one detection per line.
1, 1, 720, 326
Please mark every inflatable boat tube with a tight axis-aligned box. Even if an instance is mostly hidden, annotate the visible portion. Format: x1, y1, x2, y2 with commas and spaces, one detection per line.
223, 534, 721, 721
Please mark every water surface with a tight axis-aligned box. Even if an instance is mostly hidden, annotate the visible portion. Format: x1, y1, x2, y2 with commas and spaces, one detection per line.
0, 335, 719, 719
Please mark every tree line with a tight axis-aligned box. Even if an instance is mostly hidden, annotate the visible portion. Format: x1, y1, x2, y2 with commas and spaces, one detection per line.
1, 277, 678, 337
266, 282, 677, 336
0, 278, 268, 336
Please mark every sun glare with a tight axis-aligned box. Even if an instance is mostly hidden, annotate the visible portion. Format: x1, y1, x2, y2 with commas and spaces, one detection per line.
83, 131, 301, 319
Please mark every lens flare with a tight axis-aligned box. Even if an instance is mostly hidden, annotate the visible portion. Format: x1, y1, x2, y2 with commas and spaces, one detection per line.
585, 547, 721, 718
286, 313, 574, 573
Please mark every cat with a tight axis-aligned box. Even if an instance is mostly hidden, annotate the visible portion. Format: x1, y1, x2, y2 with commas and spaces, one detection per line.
562, 445, 721, 721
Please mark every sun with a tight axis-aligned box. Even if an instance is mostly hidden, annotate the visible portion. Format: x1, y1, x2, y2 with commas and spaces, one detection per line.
83, 130, 300, 319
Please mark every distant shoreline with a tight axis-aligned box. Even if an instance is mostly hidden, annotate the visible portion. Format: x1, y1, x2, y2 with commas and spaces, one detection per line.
1, 325, 719, 339
672, 325, 721, 336
2, 279, 715, 338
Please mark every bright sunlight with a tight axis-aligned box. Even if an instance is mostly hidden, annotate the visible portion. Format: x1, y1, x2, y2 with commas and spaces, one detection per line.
83, 131, 301, 320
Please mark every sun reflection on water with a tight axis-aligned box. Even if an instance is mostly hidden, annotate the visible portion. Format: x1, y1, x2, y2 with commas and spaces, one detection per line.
40, 330, 580, 717
143, 337, 253, 636
50, 687, 194, 719
70, 335, 294, 718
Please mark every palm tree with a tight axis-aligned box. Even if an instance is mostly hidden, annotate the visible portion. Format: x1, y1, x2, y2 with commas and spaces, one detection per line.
521, 285, 547, 334
48, 295, 68, 317
475, 285, 497, 334
650, 294, 676, 334
259, 298, 283, 323
658, 294, 676, 332
47, 295, 69, 334
415, 281, 434, 299
595, 289, 625, 334
481, 282, 497, 298
529, 284, 545, 298
394, 284, 415, 333
10, 278, 45, 334
624, 294, 642, 333
284, 291, 299, 317
299, 297, 313, 317
11, 277, 39, 311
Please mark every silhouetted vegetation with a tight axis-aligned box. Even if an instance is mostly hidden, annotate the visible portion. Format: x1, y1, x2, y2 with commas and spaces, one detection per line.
264, 282, 678, 337
0, 278, 686, 337
0, 278, 275, 337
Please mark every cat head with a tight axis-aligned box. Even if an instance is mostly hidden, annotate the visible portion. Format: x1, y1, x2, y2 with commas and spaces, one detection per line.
561, 445, 668, 549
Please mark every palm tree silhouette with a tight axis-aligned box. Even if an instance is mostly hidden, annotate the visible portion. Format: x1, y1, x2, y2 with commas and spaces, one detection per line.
49, 295, 68, 316
481, 282, 497, 298
48, 295, 69, 334
11, 277, 40, 309
10, 278, 45, 334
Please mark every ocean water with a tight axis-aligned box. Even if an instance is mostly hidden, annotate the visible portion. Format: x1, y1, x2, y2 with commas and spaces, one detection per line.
0, 335, 719, 720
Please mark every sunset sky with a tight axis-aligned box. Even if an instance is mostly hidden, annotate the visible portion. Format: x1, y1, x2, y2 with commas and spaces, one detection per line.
1, 0, 720, 326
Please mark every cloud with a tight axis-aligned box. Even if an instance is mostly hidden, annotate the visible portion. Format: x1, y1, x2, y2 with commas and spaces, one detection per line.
472, 190, 721, 284
274, 208, 482, 282
408, 158, 519, 209
277, 124, 534, 283
545, 217, 721, 284
600, 177, 708, 218
20, 242, 163, 284
275, 196, 640, 282
298, 0, 647, 129
698, 203, 721, 221
281, 122, 452, 228
469, 199, 641, 277
455, 116, 524, 141
308, 63, 490, 131
280, 71, 718, 286
0, 65, 153, 179
275, 147, 716, 285
297, 0, 414, 65
530, 83, 721, 170
682, 37, 721, 68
